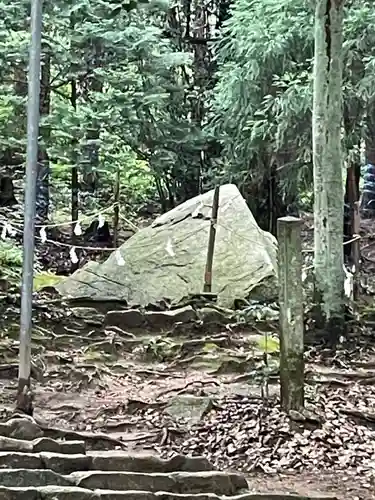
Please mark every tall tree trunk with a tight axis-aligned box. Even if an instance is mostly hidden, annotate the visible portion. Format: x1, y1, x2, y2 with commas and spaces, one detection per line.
35, 50, 51, 223
312, 0, 345, 342
80, 41, 103, 193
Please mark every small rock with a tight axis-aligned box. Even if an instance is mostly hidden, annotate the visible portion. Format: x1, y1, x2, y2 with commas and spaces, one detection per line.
70, 307, 104, 325
105, 309, 145, 329
197, 307, 233, 324
289, 410, 306, 422
6, 418, 43, 441
145, 306, 197, 328
166, 396, 213, 424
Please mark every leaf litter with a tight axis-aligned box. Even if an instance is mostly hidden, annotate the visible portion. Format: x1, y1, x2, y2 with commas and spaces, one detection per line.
0, 202, 375, 500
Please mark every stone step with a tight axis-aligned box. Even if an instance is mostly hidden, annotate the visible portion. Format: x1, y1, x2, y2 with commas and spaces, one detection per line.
0, 435, 86, 455
0, 451, 212, 474
70, 470, 247, 493
0, 470, 247, 495
0, 487, 337, 500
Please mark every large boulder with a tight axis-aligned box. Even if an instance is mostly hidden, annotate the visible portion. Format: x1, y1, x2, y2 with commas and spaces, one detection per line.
57, 184, 277, 308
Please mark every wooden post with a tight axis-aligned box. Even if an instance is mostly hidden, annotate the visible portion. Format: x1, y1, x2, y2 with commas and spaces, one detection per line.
277, 216, 304, 411
203, 186, 220, 293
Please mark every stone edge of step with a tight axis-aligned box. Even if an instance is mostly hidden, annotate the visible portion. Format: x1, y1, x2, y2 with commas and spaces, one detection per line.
0, 486, 339, 500
0, 469, 249, 496
0, 450, 214, 473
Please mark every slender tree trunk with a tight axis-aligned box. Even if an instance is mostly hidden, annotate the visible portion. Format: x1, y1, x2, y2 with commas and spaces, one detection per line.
81, 41, 103, 193
312, 0, 345, 342
71, 79, 79, 233
35, 50, 50, 223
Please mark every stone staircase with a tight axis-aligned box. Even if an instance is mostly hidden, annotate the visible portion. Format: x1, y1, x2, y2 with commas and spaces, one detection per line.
0, 415, 253, 500
0, 415, 338, 500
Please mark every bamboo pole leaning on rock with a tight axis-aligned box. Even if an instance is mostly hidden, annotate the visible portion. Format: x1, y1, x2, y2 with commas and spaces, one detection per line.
277, 216, 304, 411
203, 186, 220, 293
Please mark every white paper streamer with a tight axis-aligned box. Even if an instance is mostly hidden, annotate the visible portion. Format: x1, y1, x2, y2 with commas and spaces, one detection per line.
165, 238, 175, 257
98, 213, 105, 228
40, 227, 47, 243
74, 221, 82, 235
69, 246, 78, 264
192, 202, 203, 218
115, 249, 125, 266
7, 223, 16, 237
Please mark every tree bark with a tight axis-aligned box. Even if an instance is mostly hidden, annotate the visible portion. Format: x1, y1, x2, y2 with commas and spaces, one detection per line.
35, 49, 51, 223
312, 0, 345, 342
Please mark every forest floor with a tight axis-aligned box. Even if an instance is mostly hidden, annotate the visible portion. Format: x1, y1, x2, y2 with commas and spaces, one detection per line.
1, 179, 375, 498
0, 301, 375, 500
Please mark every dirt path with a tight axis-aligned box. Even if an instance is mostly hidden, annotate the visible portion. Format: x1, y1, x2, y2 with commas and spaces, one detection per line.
0, 311, 375, 499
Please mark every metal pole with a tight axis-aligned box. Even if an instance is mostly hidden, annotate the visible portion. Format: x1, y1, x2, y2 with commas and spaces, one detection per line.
17, 0, 43, 415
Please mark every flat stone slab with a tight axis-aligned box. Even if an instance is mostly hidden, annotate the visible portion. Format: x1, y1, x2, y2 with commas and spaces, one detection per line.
41, 452, 91, 474
35, 439, 86, 455
105, 309, 145, 329
0, 452, 89, 475
0, 487, 338, 500
0, 469, 73, 488
88, 452, 213, 472
0, 451, 212, 474
0, 434, 85, 455
0, 452, 41, 470
144, 307, 197, 328
69, 471, 248, 495
0, 486, 97, 500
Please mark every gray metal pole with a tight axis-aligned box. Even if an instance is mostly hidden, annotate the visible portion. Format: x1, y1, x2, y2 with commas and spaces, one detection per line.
17, 0, 43, 415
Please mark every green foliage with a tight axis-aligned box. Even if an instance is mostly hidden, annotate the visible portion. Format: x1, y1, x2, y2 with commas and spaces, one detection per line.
256, 335, 279, 354
0, 241, 23, 284
209, 0, 375, 200
2, 0, 375, 229
0, 241, 22, 267
33, 271, 64, 292
0, 0, 207, 215
0, 241, 65, 290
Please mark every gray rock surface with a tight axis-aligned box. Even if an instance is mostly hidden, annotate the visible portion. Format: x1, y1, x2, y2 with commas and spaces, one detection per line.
57, 184, 277, 308
6, 419, 43, 441
145, 307, 197, 328
165, 396, 213, 424
105, 310, 145, 328
69, 471, 247, 494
